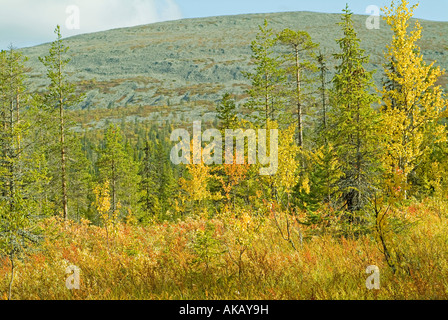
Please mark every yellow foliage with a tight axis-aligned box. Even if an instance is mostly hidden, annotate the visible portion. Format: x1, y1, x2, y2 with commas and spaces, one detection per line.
381, 0, 447, 198
273, 125, 300, 196
93, 181, 119, 243
93, 181, 111, 222
178, 141, 223, 215
179, 162, 212, 202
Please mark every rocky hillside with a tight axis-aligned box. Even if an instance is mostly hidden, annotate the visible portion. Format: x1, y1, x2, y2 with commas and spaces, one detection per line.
21, 11, 448, 125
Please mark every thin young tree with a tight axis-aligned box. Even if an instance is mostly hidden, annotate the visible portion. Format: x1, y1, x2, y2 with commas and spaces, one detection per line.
243, 20, 286, 127
39, 25, 83, 220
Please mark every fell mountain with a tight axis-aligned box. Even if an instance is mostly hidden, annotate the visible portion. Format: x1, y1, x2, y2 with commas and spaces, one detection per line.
21, 11, 448, 125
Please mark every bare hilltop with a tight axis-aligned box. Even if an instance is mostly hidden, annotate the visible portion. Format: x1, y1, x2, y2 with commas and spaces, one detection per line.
21, 11, 448, 124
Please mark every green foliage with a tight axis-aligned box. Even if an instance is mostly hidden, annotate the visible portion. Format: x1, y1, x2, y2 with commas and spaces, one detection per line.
295, 143, 343, 212
0, 47, 43, 300
0, 3, 447, 300
96, 124, 140, 221
138, 140, 159, 221
278, 28, 318, 145
138, 134, 177, 221
327, 5, 382, 213
189, 222, 224, 274
216, 93, 239, 131
243, 19, 287, 127
39, 26, 85, 219
67, 134, 94, 221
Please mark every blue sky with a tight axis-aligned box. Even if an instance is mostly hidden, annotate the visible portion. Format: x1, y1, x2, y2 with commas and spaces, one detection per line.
0, 0, 446, 50
177, 0, 448, 22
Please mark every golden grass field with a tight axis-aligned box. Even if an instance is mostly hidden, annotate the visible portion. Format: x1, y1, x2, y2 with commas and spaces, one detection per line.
1, 200, 447, 300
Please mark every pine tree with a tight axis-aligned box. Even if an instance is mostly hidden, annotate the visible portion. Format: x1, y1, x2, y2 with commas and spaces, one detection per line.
328, 5, 382, 212
381, 0, 447, 199
278, 29, 318, 147
0, 47, 28, 208
39, 25, 83, 220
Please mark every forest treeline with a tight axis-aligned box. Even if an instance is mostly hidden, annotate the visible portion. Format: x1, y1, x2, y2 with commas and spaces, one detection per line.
0, 0, 447, 284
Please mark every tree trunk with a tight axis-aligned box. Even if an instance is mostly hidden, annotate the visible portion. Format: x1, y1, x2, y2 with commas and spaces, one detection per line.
9, 86, 15, 212
295, 48, 303, 148
59, 50, 68, 220
265, 72, 269, 126
60, 104, 68, 220
320, 59, 327, 134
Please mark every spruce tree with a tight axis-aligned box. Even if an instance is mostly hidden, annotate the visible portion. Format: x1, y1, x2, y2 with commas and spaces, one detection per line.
138, 140, 159, 220
97, 124, 140, 220
328, 5, 382, 212
67, 134, 93, 221
216, 93, 238, 131
316, 51, 330, 143
154, 137, 176, 216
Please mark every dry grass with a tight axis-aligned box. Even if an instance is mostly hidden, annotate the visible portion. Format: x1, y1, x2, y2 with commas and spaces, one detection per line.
1, 202, 447, 300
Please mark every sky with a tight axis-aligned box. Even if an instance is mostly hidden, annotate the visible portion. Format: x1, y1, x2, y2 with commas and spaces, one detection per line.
0, 0, 447, 50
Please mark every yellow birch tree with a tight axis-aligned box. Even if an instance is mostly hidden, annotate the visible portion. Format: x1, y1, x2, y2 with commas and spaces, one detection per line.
381, 0, 447, 199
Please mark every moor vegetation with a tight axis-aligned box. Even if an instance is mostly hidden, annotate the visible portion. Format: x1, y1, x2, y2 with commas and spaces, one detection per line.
1, 1, 448, 300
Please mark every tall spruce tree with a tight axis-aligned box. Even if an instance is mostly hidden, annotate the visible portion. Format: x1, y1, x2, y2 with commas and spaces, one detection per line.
67, 135, 93, 221
328, 6, 382, 212
316, 51, 330, 143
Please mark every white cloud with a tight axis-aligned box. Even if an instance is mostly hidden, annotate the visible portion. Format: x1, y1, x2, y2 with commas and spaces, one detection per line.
0, 0, 183, 49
